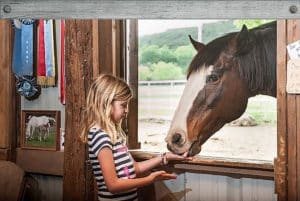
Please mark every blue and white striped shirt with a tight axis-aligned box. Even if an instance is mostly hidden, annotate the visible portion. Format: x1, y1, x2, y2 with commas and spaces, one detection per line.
88, 127, 138, 201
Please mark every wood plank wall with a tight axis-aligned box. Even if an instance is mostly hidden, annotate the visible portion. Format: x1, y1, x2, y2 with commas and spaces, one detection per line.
92, 20, 126, 77
0, 20, 16, 161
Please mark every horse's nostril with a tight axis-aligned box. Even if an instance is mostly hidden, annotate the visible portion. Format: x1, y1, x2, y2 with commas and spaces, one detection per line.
172, 133, 182, 144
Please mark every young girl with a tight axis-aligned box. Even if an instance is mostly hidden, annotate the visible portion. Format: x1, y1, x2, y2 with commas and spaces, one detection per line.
81, 74, 191, 201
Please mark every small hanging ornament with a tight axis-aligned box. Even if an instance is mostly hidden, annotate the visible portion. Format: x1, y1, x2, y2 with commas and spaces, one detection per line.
16, 75, 41, 101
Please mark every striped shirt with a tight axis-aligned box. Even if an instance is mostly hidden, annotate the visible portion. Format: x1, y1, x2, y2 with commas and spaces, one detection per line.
88, 127, 138, 201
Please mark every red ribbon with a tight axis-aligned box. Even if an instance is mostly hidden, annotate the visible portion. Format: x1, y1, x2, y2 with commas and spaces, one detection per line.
60, 20, 65, 104
37, 19, 46, 76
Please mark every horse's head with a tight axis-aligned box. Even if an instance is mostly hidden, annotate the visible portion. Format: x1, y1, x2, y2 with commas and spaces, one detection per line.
166, 22, 276, 156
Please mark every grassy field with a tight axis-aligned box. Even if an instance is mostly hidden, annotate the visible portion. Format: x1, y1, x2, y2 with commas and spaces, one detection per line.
138, 84, 277, 125
25, 130, 56, 148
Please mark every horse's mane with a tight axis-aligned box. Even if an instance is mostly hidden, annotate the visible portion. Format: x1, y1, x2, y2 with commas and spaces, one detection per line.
188, 21, 277, 95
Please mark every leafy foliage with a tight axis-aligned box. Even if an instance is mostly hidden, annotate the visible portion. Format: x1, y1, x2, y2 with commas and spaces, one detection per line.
150, 62, 184, 80
139, 45, 162, 65
139, 66, 152, 81
233, 19, 274, 29
174, 45, 197, 73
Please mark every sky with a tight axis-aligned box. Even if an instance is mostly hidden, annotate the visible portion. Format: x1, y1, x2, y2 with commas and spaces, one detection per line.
138, 19, 225, 36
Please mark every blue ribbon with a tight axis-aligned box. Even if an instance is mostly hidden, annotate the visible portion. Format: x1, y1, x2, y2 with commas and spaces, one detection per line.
12, 20, 40, 100
12, 20, 34, 76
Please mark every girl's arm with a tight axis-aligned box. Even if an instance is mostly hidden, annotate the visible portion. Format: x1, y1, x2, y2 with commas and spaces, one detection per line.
98, 147, 176, 194
134, 152, 193, 176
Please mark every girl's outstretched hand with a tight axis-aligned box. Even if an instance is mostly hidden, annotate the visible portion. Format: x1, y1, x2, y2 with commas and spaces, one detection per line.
149, 170, 177, 182
165, 152, 193, 162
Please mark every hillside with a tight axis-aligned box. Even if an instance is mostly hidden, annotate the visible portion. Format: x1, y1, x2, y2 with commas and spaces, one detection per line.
139, 20, 238, 49
139, 27, 198, 49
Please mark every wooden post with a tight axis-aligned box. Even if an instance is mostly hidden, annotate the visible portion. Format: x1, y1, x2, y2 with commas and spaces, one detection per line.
63, 19, 95, 201
275, 20, 288, 201
127, 20, 140, 149
286, 20, 300, 201
0, 20, 16, 161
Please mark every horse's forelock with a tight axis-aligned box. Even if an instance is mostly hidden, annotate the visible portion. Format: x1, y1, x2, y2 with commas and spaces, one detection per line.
187, 33, 235, 78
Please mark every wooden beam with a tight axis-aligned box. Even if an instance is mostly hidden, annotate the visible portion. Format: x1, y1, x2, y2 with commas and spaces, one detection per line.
275, 20, 288, 201
131, 151, 274, 180
286, 20, 299, 201
64, 19, 94, 201
92, 20, 99, 78
127, 20, 140, 149
1, 1, 300, 19
0, 19, 15, 161
98, 20, 114, 74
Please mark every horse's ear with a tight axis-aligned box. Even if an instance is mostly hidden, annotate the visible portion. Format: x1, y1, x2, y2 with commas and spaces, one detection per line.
189, 35, 205, 51
236, 24, 253, 55
237, 24, 249, 41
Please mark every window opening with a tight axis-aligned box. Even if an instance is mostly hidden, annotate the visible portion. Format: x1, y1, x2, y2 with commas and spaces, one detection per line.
137, 19, 277, 161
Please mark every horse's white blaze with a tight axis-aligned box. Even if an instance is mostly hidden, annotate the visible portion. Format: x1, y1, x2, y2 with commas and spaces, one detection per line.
166, 65, 213, 146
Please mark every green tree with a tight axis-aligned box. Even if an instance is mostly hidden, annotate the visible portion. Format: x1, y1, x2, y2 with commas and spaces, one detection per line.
158, 46, 178, 64
139, 45, 161, 65
174, 45, 196, 73
139, 66, 152, 81
233, 19, 274, 29
140, 45, 178, 65
150, 62, 184, 80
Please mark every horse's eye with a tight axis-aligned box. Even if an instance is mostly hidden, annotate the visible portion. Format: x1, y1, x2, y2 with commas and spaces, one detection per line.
206, 74, 219, 83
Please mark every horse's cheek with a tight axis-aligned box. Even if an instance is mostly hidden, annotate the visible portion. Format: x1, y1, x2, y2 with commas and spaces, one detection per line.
186, 119, 198, 141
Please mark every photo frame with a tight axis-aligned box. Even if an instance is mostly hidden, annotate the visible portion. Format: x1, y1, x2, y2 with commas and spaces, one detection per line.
21, 110, 61, 150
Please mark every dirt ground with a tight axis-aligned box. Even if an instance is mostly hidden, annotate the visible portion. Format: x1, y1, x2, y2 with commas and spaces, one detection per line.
138, 120, 277, 161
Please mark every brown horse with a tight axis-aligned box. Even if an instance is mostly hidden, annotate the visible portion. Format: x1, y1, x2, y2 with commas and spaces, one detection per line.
165, 21, 276, 156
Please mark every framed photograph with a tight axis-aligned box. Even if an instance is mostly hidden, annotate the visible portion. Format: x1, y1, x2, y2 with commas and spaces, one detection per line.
21, 110, 61, 150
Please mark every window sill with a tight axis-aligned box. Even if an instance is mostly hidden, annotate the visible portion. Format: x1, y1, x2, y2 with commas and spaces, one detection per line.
130, 150, 274, 180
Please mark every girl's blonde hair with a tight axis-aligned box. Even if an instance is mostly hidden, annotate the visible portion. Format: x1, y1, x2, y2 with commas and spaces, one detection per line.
80, 74, 132, 144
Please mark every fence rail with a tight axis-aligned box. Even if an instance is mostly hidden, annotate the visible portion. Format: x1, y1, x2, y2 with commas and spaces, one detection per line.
139, 80, 186, 86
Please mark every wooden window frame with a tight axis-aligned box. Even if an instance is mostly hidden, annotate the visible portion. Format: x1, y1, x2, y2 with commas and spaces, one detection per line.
126, 19, 276, 180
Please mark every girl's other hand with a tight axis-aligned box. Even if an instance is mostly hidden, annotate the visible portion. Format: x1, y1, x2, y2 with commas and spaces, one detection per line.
149, 171, 177, 182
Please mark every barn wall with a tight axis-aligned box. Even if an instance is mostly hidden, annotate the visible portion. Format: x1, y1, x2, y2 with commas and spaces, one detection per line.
18, 20, 65, 201
28, 174, 63, 201
21, 19, 65, 128
155, 173, 276, 201
20, 173, 276, 201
